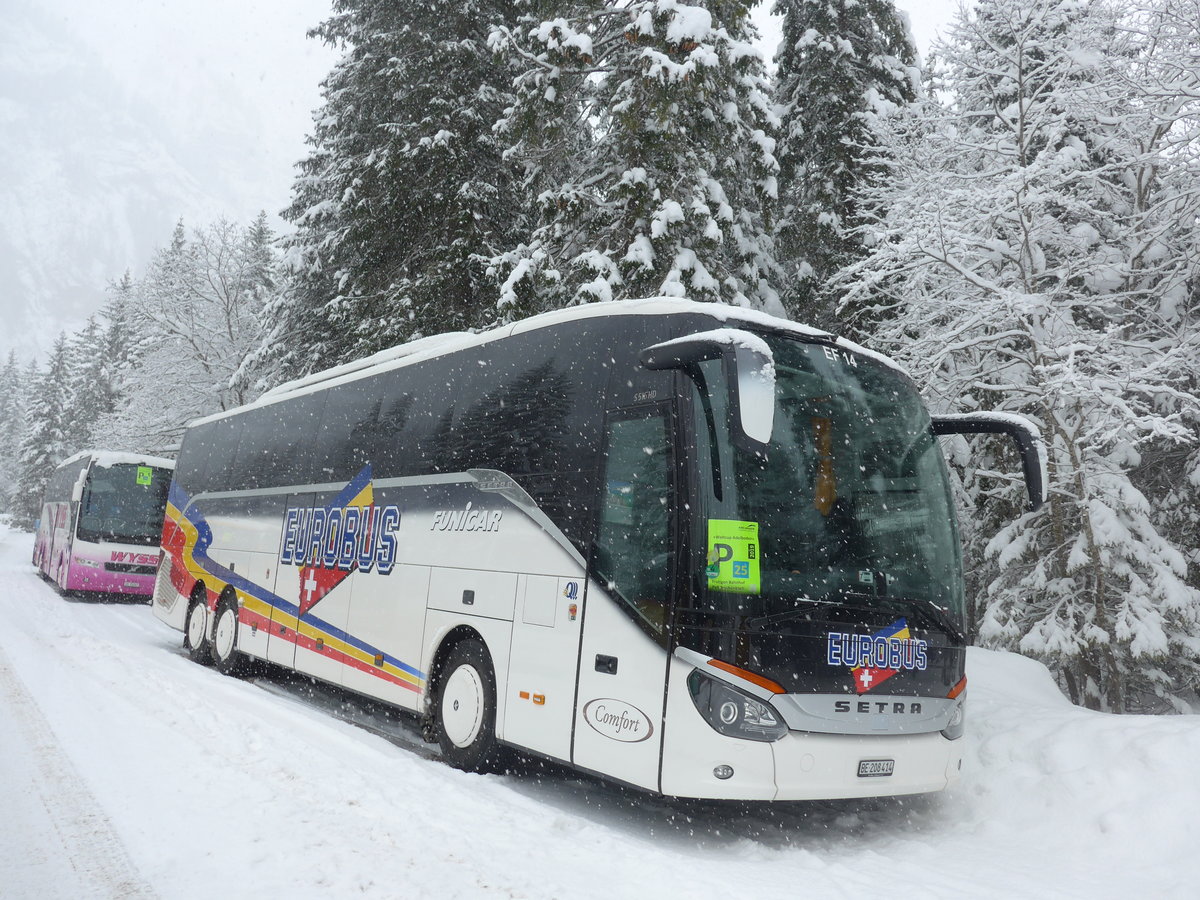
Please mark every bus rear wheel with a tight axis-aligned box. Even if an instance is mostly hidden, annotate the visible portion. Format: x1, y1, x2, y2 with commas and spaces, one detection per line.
184, 596, 211, 665
434, 638, 501, 773
210, 595, 248, 676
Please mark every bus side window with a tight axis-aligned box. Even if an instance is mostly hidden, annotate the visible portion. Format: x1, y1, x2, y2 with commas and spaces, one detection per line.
593, 413, 671, 638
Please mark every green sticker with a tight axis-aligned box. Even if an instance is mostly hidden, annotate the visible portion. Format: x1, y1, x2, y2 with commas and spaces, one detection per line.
706, 519, 760, 594
136, 466, 153, 486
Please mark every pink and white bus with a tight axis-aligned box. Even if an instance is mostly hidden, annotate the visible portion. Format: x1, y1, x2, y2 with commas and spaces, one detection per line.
33, 451, 175, 597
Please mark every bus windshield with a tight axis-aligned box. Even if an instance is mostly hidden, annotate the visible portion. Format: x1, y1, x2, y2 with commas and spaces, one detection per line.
690, 335, 964, 639
77, 463, 173, 546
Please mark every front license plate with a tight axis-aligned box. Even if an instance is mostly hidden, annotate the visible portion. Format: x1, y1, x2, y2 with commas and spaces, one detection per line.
857, 759, 895, 778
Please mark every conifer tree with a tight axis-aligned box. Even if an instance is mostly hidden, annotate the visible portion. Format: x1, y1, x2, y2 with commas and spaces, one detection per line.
490, 0, 783, 316
0, 351, 24, 514
98, 271, 142, 412
839, 0, 1200, 712
14, 335, 72, 527
772, 0, 917, 326
273, 0, 528, 377
63, 316, 117, 451
232, 212, 280, 398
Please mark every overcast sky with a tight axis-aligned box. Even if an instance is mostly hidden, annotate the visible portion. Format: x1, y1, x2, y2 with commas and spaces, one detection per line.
30, 0, 339, 225
1, 0, 960, 362
34, 0, 957, 225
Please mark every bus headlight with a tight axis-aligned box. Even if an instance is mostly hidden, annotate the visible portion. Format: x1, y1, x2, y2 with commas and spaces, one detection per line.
75, 557, 101, 568
687, 670, 788, 742
941, 701, 966, 740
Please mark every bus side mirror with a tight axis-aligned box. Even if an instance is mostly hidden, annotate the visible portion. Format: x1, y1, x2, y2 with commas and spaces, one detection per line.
932, 413, 1046, 512
640, 328, 775, 449
71, 475, 86, 503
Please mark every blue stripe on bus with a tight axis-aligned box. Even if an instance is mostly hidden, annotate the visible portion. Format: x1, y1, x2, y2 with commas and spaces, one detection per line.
172, 477, 426, 682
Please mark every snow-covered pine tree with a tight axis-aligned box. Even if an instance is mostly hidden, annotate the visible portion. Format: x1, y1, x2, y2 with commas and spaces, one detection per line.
231, 212, 281, 399
63, 316, 117, 452
97, 271, 142, 412
0, 351, 24, 514
14, 335, 72, 528
272, 0, 528, 378
490, 0, 783, 316
771, 0, 917, 327
839, 0, 1200, 712
1117, 0, 1200, 705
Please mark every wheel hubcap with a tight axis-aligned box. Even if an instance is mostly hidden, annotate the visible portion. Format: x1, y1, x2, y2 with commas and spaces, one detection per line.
214, 608, 236, 660
441, 664, 484, 748
187, 605, 206, 647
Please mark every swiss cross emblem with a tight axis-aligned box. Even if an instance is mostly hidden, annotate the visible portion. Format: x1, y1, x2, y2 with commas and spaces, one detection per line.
298, 564, 353, 616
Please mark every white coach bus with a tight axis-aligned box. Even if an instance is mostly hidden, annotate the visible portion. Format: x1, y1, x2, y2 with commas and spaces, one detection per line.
152, 299, 1043, 801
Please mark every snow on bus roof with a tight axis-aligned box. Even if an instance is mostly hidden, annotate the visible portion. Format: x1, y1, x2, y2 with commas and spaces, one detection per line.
57, 450, 176, 471
193, 299, 906, 428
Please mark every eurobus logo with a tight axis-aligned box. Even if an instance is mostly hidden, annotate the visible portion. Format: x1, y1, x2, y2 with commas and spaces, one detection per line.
826, 618, 928, 694
280, 504, 401, 574
277, 466, 402, 615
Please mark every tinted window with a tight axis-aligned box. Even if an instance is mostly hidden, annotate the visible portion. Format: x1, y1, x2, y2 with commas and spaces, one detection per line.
192, 416, 244, 494
313, 379, 382, 483
45, 461, 73, 502
174, 426, 211, 497
227, 406, 275, 490
372, 355, 460, 478
593, 411, 672, 640
369, 323, 626, 550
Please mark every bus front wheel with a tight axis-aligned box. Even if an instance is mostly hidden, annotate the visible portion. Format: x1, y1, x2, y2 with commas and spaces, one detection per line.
210, 595, 248, 676
435, 638, 501, 773
184, 596, 211, 665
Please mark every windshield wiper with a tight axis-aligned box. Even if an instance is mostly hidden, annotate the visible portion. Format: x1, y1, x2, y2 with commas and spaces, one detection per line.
876, 596, 966, 645
743, 595, 877, 630
743, 592, 965, 645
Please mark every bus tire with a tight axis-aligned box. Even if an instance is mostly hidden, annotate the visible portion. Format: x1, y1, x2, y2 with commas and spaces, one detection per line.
184, 595, 211, 665
209, 594, 248, 676
434, 638, 500, 773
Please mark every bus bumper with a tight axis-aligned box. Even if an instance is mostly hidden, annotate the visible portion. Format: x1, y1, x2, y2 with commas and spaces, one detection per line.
770, 729, 962, 801
64, 561, 157, 597
660, 659, 963, 800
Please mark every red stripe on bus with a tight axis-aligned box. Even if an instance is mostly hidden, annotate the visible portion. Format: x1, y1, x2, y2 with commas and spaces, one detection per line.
236, 607, 420, 695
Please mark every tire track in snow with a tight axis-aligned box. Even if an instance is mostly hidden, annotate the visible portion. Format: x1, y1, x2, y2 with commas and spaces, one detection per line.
0, 641, 157, 900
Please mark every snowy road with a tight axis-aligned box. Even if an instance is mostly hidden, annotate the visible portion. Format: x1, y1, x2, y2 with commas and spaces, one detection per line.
1, 521, 1195, 900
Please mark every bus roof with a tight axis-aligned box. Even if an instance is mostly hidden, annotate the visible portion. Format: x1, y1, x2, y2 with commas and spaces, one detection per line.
193, 298, 904, 428
56, 450, 176, 471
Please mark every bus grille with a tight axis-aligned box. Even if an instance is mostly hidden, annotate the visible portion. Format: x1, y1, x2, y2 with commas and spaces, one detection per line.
153, 558, 177, 610
105, 562, 157, 576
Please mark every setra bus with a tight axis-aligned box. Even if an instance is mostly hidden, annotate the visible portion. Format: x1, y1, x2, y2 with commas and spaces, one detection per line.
34, 451, 175, 596
151, 300, 1043, 800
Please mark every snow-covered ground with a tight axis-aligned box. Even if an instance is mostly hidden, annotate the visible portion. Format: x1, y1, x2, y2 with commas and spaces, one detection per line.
0, 520, 1194, 900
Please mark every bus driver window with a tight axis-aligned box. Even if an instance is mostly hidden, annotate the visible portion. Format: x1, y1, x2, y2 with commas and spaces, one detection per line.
593, 413, 671, 636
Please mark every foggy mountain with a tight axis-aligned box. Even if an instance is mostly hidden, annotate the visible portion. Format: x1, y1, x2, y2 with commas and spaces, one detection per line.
0, 0, 332, 363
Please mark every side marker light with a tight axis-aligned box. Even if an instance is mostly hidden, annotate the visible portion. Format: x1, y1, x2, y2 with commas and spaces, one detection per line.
706, 659, 786, 694
947, 676, 967, 699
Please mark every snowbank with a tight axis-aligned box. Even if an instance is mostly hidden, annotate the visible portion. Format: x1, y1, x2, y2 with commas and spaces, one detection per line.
0, 521, 1194, 899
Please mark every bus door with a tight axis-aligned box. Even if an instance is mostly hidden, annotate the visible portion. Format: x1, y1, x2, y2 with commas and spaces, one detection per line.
572, 405, 675, 792
288, 487, 362, 687
504, 572, 584, 763
267, 491, 316, 669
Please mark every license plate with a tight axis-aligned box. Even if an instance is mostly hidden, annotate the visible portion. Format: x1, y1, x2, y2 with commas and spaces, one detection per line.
857, 759, 895, 778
